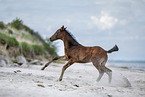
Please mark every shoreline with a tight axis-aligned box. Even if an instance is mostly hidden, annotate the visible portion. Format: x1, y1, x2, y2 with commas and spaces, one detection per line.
108, 62, 145, 71
0, 63, 145, 97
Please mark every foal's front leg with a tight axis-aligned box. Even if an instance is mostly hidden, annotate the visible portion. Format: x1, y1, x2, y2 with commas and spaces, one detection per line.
59, 59, 74, 81
41, 56, 65, 70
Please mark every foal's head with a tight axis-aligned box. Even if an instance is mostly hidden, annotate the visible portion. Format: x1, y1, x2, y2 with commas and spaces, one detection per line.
50, 25, 67, 42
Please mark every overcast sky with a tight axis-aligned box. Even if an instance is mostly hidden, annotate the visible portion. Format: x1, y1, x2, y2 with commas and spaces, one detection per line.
0, 0, 145, 61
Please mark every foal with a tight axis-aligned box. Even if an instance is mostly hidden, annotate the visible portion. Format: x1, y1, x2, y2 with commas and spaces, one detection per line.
41, 26, 119, 83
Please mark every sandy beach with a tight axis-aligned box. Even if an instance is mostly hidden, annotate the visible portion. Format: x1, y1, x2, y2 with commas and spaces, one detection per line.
0, 62, 145, 97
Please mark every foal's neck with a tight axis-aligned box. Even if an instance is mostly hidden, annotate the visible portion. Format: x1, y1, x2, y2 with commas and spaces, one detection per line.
62, 31, 80, 50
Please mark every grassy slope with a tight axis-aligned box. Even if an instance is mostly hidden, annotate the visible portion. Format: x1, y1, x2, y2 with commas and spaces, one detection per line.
0, 19, 57, 60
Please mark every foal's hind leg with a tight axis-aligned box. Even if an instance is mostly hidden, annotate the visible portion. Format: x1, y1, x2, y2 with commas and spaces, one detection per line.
91, 59, 104, 82
41, 56, 65, 70
102, 66, 112, 83
100, 59, 112, 83
97, 71, 104, 82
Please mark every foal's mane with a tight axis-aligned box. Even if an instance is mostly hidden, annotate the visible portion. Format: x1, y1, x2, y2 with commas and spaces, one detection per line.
65, 29, 80, 45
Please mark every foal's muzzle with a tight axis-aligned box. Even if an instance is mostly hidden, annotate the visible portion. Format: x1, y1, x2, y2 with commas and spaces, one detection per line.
50, 38, 53, 42
50, 37, 56, 42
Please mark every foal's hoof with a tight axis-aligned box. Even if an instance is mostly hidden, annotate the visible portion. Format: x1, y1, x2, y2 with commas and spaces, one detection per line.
41, 67, 45, 70
59, 78, 62, 81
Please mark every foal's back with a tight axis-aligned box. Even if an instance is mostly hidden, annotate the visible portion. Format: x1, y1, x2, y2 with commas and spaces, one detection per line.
67, 45, 107, 63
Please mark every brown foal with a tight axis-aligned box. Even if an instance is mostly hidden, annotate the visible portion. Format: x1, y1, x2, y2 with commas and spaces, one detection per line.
41, 26, 119, 83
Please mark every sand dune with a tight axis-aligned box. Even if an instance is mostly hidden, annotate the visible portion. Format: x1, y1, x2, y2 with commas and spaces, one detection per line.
0, 63, 145, 97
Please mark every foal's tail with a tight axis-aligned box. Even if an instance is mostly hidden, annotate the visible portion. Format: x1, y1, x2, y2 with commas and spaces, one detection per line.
107, 45, 119, 53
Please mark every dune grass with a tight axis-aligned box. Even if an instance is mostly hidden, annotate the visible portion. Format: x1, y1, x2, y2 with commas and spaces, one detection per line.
0, 18, 58, 59
0, 32, 19, 47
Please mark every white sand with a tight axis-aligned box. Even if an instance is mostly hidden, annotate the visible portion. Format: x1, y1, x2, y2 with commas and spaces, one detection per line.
0, 63, 145, 97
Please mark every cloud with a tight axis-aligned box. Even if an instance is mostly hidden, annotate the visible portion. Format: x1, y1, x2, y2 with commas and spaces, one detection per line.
90, 11, 118, 30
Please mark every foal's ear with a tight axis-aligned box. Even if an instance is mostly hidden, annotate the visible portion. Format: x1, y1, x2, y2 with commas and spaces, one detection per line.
61, 25, 64, 29
61, 25, 66, 31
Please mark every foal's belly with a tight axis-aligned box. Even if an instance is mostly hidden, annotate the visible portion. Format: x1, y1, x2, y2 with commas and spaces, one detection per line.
74, 54, 92, 63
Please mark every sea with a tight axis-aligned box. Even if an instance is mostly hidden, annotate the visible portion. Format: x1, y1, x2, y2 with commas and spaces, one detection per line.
108, 61, 145, 71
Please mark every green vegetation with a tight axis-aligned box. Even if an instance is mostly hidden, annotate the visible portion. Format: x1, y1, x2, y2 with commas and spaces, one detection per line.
7, 37, 19, 47
10, 18, 57, 57
0, 33, 7, 44
20, 42, 32, 57
8, 29, 13, 35
32, 44, 46, 55
0, 18, 58, 60
8, 17, 24, 30
20, 41, 48, 58
19, 41, 55, 58
21, 33, 38, 42
0, 33, 19, 47
0, 21, 6, 29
